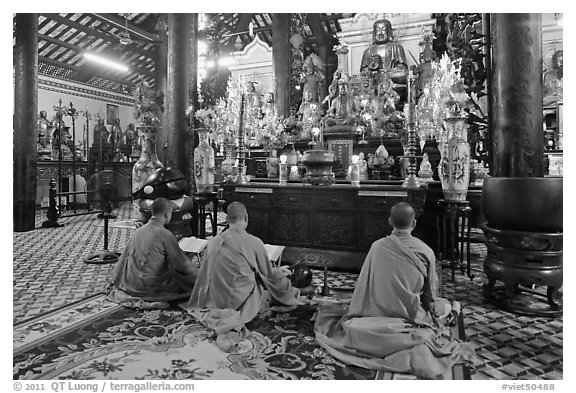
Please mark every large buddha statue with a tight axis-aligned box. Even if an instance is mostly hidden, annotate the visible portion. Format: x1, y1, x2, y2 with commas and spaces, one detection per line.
360, 19, 408, 105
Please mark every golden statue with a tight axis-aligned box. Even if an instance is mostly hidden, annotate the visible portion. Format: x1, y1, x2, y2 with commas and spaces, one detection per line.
360, 19, 408, 103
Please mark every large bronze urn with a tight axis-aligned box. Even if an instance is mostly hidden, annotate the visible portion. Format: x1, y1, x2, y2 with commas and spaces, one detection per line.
482, 177, 563, 316
302, 150, 335, 185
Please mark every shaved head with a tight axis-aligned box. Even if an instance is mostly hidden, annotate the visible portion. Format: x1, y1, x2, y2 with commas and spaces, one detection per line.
227, 202, 247, 224
151, 197, 173, 217
390, 202, 416, 230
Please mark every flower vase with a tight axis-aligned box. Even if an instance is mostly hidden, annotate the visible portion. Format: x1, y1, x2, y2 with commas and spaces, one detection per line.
132, 126, 164, 194
438, 116, 470, 201
221, 145, 236, 182
267, 150, 279, 179
193, 128, 215, 193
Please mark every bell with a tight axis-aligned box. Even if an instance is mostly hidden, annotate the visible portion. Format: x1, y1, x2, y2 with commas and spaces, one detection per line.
135, 167, 187, 200
290, 263, 313, 288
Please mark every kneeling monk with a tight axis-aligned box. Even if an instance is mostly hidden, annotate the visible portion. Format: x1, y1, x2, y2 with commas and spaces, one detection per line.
181, 202, 307, 350
314, 202, 476, 378
107, 197, 197, 309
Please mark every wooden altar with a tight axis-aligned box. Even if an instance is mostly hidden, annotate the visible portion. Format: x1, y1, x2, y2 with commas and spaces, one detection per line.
222, 179, 482, 270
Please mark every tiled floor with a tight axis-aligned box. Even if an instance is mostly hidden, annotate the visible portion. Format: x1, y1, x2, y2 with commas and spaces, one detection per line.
13, 202, 563, 379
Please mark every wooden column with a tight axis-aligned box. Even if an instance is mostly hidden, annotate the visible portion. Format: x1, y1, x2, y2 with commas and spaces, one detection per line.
490, 13, 543, 177
155, 15, 168, 164
187, 14, 199, 193
14, 13, 39, 232
272, 13, 291, 118
165, 14, 191, 178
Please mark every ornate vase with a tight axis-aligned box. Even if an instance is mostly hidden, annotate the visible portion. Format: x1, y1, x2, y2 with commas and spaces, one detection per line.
193, 128, 215, 193
132, 126, 163, 194
437, 116, 470, 201
221, 146, 236, 182
266, 150, 279, 179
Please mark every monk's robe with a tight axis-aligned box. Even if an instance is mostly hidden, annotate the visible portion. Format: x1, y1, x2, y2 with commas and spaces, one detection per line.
181, 227, 299, 339
107, 216, 197, 305
314, 230, 477, 379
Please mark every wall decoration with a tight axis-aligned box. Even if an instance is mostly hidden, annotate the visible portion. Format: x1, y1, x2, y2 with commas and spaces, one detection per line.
106, 104, 119, 125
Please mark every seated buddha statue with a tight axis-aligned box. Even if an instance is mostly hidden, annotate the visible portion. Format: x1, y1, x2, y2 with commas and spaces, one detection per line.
325, 77, 358, 130
360, 19, 408, 106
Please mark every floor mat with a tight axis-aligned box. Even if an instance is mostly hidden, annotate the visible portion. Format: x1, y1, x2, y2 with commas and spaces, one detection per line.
14, 294, 469, 380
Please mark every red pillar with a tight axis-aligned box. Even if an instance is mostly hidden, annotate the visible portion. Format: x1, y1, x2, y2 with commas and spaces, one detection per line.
165, 14, 192, 179
14, 13, 39, 232
490, 13, 543, 177
272, 14, 292, 118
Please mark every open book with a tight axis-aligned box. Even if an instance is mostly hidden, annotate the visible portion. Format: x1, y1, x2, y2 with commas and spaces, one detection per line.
178, 237, 208, 254
179, 238, 284, 262
265, 244, 285, 264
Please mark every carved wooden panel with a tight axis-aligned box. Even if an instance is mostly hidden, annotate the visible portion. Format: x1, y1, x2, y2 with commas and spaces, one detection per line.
314, 212, 355, 248
237, 192, 272, 205
247, 209, 271, 243
359, 213, 392, 250
275, 192, 312, 206
314, 192, 355, 208
274, 209, 311, 243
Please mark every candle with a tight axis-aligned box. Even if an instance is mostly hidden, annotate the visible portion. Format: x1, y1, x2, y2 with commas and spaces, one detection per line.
279, 154, 288, 185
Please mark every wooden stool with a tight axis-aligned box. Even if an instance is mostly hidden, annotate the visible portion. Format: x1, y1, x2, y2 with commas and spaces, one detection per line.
192, 192, 219, 238
436, 199, 473, 281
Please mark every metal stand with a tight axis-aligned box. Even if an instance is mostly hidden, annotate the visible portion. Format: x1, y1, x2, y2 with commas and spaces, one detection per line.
84, 181, 120, 264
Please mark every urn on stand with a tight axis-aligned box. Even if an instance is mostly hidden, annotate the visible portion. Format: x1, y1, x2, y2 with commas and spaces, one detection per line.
193, 128, 215, 193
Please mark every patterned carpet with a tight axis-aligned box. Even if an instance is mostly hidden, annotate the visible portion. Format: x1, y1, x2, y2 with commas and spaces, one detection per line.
12, 202, 563, 380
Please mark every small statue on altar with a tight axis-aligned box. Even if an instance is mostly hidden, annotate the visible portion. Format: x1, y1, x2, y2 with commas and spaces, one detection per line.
300, 54, 325, 103
50, 116, 74, 161
322, 70, 341, 110
417, 152, 434, 183
360, 18, 408, 105
125, 123, 137, 148
262, 92, 278, 121
543, 49, 563, 106
244, 81, 262, 143
108, 118, 123, 145
298, 90, 322, 138
325, 77, 358, 128
93, 118, 109, 145
245, 81, 262, 118
371, 73, 403, 133
37, 111, 53, 160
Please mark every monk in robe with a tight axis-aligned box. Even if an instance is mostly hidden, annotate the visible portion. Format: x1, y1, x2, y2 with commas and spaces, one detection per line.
314, 202, 476, 379
181, 202, 310, 350
107, 197, 197, 310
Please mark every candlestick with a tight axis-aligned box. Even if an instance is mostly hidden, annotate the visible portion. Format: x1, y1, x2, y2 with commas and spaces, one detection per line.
351, 155, 360, 187
402, 69, 422, 189
236, 93, 249, 185
279, 154, 288, 185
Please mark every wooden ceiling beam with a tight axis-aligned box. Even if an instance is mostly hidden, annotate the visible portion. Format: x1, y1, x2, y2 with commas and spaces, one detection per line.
39, 55, 137, 88
225, 13, 253, 49
40, 13, 153, 58
91, 13, 160, 43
